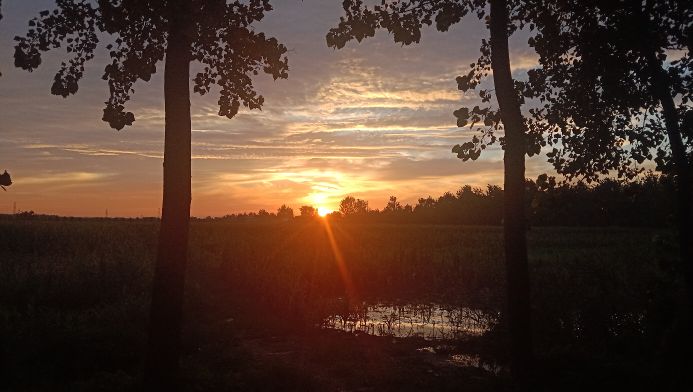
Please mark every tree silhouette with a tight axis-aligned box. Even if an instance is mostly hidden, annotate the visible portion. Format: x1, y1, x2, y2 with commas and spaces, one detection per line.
274, 176, 673, 226
299, 205, 317, 217
383, 195, 402, 212
277, 204, 294, 220
13, 0, 288, 388
327, 1, 534, 385
522, 0, 693, 319
339, 195, 369, 216
0, 170, 11, 191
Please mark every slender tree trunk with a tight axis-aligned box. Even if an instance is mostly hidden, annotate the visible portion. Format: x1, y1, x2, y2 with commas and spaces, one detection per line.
143, 1, 192, 389
645, 50, 693, 318
489, 0, 533, 388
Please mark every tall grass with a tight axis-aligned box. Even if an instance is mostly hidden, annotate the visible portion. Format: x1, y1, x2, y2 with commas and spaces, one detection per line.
0, 219, 683, 389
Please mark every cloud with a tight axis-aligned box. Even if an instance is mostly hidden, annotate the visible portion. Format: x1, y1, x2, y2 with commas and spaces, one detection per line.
19, 172, 113, 186
0, 0, 554, 216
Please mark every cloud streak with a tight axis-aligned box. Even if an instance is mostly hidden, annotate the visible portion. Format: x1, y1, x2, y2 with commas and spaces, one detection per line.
0, 0, 552, 216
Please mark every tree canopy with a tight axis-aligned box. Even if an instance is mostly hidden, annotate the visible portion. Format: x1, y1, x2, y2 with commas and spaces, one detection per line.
14, 0, 289, 130
521, 0, 693, 182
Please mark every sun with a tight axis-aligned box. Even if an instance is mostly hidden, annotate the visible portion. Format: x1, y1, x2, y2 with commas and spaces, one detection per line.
317, 206, 333, 217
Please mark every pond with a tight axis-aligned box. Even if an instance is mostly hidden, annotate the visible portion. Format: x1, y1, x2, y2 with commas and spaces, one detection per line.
322, 303, 497, 340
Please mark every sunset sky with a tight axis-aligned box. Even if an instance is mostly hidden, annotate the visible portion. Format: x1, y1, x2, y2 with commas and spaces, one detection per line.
0, 0, 549, 217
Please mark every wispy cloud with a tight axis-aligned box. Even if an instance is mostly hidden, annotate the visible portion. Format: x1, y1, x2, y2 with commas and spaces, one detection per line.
0, 0, 552, 216
19, 172, 113, 186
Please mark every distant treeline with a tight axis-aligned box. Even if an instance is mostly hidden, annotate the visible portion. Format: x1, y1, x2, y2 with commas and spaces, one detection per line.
215, 173, 676, 227
1, 174, 676, 227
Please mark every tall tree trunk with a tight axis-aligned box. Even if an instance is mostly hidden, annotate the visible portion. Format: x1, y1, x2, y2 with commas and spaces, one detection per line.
629, 1, 693, 321
143, 1, 192, 389
645, 50, 693, 319
489, 0, 533, 387
634, 0, 693, 322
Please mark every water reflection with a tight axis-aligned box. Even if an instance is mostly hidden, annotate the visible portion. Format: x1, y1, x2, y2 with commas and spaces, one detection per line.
322, 303, 497, 340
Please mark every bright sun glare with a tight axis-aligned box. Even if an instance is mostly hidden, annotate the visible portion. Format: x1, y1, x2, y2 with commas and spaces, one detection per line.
317, 207, 332, 217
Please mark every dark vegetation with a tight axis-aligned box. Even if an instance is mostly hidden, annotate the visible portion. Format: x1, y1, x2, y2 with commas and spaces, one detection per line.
3, 0, 692, 390
0, 200, 691, 390
204, 174, 677, 227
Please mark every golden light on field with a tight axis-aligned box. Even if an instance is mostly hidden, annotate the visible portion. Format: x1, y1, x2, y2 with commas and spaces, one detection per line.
317, 206, 333, 217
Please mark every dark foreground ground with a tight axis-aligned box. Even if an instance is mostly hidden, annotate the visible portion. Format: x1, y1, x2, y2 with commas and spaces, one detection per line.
0, 218, 691, 391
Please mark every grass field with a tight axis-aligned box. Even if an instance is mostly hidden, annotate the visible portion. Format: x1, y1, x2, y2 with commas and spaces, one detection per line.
0, 218, 689, 390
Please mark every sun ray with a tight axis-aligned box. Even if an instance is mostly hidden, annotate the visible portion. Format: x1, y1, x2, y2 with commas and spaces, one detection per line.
321, 218, 358, 305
